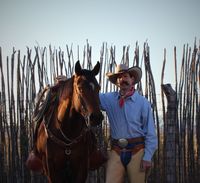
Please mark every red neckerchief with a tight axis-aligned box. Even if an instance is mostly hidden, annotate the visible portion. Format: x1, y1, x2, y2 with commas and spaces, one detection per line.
119, 87, 134, 108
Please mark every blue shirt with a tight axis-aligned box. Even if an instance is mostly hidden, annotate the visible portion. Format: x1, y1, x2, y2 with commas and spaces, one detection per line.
99, 91, 158, 161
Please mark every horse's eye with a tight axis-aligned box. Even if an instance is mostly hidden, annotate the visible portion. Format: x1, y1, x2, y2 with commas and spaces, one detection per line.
89, 83, 95, 90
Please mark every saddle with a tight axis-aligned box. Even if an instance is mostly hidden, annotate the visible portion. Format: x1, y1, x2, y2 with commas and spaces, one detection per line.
33, 75, 68, 125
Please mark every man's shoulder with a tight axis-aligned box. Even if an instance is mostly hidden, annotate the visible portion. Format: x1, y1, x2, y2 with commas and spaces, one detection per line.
134, 91, 150, 103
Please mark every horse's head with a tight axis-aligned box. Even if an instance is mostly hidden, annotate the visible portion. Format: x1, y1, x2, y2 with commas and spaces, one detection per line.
73, 61, 104, 126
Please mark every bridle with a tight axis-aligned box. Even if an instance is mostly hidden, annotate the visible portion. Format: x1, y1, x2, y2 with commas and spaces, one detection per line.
36, 61, 102, 181
73, 75, 100, 127
46, 76, 97, 156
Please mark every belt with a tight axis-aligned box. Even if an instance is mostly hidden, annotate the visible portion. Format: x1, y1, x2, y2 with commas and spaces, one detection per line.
112, 143, 145, 156
111, 137, 145, 148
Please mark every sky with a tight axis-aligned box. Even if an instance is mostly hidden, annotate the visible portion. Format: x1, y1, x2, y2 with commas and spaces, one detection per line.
0, 0, 200, 94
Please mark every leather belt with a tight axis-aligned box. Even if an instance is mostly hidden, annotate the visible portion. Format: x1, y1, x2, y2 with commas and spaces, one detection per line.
112, 143, 145, 155
112, 137, 144, 148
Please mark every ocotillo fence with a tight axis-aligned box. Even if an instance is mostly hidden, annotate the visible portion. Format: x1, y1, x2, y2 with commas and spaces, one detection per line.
0, 41, 199, 183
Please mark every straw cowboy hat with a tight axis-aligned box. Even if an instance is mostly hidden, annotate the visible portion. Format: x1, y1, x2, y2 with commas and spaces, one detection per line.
106, 64, 142, 85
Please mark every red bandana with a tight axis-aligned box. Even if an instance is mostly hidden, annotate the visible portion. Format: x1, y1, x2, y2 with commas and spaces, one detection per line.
119, 88, 134, 108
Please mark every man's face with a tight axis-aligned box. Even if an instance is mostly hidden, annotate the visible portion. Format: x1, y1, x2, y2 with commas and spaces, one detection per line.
117, 72, 135, 90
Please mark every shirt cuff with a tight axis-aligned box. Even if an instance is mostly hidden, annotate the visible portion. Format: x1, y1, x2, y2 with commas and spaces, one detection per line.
142, 153, 152, 162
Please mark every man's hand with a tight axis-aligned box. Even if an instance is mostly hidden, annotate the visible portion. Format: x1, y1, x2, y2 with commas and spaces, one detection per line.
140, 160, 152, 172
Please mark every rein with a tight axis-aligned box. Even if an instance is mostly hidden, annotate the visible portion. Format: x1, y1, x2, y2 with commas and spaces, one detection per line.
45, 78, 92, 156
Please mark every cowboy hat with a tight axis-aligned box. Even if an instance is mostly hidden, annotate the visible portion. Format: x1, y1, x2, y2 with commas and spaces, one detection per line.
106, 64, 142, 85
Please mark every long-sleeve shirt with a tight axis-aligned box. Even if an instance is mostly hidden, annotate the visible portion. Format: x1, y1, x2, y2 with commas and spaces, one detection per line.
99, 91, 158, 161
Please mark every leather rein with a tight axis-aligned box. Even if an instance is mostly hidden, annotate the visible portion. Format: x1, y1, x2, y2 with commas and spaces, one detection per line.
45, 80, 91, 156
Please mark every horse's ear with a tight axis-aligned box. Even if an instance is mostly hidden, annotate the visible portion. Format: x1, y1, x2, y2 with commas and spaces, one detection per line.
92, 61, 100, 76
75, 60, 82, 75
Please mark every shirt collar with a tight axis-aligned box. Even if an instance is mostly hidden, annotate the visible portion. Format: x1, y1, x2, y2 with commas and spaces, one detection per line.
116, 90, 138, 102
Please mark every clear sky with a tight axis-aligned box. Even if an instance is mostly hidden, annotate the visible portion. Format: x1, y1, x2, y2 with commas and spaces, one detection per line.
0, 0, 200, 92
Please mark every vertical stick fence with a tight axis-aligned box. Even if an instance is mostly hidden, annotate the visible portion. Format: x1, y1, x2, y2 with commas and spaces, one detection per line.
0, 41, 199, 183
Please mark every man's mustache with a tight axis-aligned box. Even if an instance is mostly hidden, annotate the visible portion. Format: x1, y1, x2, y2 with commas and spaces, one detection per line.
120, 81, 129, 86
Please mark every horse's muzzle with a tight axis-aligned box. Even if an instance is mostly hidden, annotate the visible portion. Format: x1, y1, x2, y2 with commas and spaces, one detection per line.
90, 112, 104, 126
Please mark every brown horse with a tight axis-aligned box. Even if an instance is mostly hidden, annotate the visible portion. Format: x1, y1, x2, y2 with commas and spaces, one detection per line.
28, 61, 104, 183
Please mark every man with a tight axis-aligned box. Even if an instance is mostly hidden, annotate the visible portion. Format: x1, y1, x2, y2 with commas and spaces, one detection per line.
99, 64, 157, 183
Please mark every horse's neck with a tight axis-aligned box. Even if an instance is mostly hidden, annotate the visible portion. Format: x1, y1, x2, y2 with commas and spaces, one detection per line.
59, 77, 73, 99
56, 78, 73, 123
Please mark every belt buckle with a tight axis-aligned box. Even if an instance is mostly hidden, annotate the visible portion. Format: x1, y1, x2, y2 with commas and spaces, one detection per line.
118, 138, 128, 148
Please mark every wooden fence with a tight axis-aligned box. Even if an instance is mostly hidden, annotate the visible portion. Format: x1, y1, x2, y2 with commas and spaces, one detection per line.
0, 41, 199, 183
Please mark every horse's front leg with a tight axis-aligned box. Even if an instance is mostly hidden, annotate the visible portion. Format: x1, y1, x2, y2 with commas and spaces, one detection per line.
46, 143, 69, 183
48, 160, 68, 183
